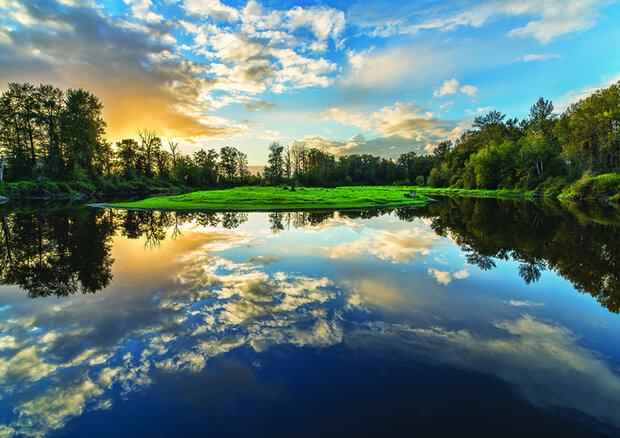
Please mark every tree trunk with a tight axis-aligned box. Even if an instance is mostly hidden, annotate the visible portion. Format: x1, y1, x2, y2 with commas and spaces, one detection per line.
0, 155, 4, 182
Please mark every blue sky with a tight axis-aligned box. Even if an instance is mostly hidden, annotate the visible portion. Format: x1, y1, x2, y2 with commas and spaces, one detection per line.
1, 0, 619, 164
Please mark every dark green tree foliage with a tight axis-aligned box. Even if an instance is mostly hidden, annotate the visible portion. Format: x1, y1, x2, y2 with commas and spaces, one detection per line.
555, 81, 620, 174
60, 88, 107, 178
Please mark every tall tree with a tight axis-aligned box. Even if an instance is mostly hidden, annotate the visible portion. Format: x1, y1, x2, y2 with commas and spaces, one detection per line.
219, 146, 238, 183
137, 128, 160, 178
59, 88, 106, 178
527, 97, 558, 145
36, 84, 64, 176
264, 141, 284, 183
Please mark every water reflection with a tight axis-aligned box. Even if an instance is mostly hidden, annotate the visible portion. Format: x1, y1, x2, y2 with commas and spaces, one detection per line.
0, 201, 619, 437
1, 200, 617, 312
425, 198, 620, 313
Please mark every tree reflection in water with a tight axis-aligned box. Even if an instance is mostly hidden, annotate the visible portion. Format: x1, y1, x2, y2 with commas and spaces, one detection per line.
0, 199, 618, 313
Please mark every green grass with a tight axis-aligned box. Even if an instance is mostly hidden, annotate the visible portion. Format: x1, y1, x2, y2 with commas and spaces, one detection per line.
109, 186, 433, 211
404, 186, 539, 199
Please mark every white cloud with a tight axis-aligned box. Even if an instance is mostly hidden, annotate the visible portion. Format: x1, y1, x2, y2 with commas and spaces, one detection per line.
182, 0, 240, 21
434, 78, 478, 97
284, 6, 345, 42
459, 84, 478, 96
356, 0, 611, 44
428, 268, 469, 285
555, 71, 620, 111
520, 53, 562, 62
434, 78, 460, 97
507, 299, 545, 307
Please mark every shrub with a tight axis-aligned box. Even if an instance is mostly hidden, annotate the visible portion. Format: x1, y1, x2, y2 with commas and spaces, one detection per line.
71, 181, 96, 192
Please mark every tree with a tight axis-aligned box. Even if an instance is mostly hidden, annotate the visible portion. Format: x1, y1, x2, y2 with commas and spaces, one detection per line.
116, 139, 140, 179
555, 81, 620, 174
59, 88, 106, 178
237, 150, 249, 180
168, 140, 179, 167
527, 97, 557, 144
219, 146, 238, 183
264, 141, 284, 183
137, 128, 160, 178
519, 135, 562, 182
36, 84, 64, 176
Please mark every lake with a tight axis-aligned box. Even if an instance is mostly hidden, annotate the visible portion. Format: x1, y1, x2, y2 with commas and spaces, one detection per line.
0, 198, 619, 437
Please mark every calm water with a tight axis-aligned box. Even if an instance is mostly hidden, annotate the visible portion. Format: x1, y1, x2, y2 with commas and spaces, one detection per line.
0, 198, 619, 437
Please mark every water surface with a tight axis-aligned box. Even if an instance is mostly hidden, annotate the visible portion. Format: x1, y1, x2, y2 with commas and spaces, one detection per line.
0, 199, 619, 437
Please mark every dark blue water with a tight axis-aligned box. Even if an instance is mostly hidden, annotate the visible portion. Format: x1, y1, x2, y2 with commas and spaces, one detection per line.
0, 199, 619, 437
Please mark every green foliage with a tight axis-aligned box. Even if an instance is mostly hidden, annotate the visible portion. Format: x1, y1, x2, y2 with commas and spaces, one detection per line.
562, 173, 620, 202
555, 81, 620, 174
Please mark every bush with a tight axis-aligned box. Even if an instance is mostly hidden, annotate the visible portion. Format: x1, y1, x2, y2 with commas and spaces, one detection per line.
71, 180, 96, 192
9, 181, 39, 194
414, 175, 425, 186
392, 178, 411, 186
41, 181, 60, 192
565, 173, 620, 201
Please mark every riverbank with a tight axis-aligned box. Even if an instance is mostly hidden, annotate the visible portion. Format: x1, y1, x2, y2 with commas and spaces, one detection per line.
404, 187, 541, 199
0, 178, 188, 204
107, 186, 432, 211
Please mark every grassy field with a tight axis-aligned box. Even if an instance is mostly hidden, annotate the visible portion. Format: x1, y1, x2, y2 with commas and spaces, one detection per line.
108, 186, 433, 211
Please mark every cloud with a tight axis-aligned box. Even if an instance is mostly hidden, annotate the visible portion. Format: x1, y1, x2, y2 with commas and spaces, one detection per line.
324, 102, 452, 139
313, 102, 461, 157
0, 0, 343, 145
342, 45, 460, 90
519, 53, 562, 62
434, 78, 478, 97
245, 100, 278, 110
182, 0, 240, 21
0, 0, 248, 142
353, 314, 620, 429
507, 299, 545, 307
427, 268, 469, 285
353, 0, 611, 44
325, 226, 444, 263
554, 71, 620, 111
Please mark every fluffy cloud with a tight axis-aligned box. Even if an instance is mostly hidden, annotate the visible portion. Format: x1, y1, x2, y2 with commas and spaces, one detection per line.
434, 78, 478, 97
0, 0, 247, 142
0, 0, 344, 145
312, 102, 460, 157
427, 268, 469, 285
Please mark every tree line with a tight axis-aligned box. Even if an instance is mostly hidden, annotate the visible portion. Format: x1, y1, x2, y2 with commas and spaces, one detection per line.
1, 81, 618, 193
0, 82, 256, 190
425, 82, 619, 191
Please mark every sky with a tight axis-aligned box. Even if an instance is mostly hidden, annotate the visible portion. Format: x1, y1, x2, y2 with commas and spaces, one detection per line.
1, 0, 619, 165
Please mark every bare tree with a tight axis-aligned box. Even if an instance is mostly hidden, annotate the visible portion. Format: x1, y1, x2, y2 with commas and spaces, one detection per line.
168, 139, 179, 166
137, 128, 158, 177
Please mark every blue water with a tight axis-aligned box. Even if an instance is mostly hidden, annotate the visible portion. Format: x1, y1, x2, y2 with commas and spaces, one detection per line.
0, 200, 619, 437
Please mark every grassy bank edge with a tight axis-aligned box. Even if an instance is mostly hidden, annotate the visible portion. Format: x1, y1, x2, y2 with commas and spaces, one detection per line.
107, 186, 433, 212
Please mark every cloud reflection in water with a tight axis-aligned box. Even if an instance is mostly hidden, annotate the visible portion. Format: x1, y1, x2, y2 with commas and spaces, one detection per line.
0, 209, 619, 436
